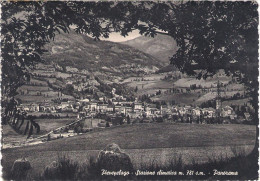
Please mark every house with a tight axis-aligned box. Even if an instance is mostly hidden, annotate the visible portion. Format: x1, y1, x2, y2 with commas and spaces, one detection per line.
111, 88, 116, 95
64, 105, 74, 112
201, 108, 215, 118
78, 112, 86, 119
145, 107, 152, 117
184, 106, 193, 114
39, 103, 56, 112
20, 103, 40, 112
222, 106, 236, 119
83, 103, 91, 112
114, 105, 121, 113
178, 107, 186, 116
97, 103, 108, 112
134, 102, 143, 110
20, 104, 30, 112
99, 97, 105, 102
124, 106, 133, 115
160, 105, 168, 115
107, 105, 114, 112
120, 106, 126, 115
192, 107, 201, 116
171, 108, 180, 119
150, 108, 161, 116
134, 108, 142, 113
31, 103, 40, 112
90, 102, 98, 112
207, 108, 216, 118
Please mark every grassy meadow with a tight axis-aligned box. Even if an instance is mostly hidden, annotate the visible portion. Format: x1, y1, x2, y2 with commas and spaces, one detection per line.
2, 123, 256, 178
123, 72, 248, 107
35, 118, 76, 135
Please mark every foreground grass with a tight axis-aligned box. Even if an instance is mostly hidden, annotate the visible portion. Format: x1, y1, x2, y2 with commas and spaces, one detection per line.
5, 147, 258, 180
2, 123, 255, 178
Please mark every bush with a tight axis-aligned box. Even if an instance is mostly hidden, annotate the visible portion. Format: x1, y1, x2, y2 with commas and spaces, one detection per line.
41, 154, 79, 180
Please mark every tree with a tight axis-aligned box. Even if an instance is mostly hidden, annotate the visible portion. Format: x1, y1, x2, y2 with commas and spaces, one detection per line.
65, 84, 74, 95
127, 115, 131, 124
135, 86, 138, 92
143, 1, 259, 155
145, 2, 258, 111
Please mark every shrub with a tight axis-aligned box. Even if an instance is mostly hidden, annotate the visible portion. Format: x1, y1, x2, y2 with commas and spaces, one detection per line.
41, 154, 79, 180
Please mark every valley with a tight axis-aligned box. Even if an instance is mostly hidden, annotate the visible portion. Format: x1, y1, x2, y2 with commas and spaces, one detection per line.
4, 32, 252, 150
2, 2, 258, 180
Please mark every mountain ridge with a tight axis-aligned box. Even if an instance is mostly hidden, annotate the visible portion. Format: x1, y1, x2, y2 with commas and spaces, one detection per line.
43, 31, 163, 77
121, 34, 178, 65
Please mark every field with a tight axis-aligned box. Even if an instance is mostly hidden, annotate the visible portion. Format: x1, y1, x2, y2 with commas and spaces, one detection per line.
152, 92, 200, 106
15, 87, 74, 103
2, 125, 28, 149
123, 72, 247, 107
174, 76, 231, 88
29, 78, 48, 86
195, 90, 245, 104
222, 98, 250, 107
124, 74, 174, 96
19, 85, 52, 92
35, 118, 76, 135
2, 123, 256, 178
29, 112, 77, 117
54, 72, 72, 78
15, 95, 55, 103
2, 118, 76, 149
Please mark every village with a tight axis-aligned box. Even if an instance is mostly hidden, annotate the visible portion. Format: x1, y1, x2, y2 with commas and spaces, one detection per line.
18, 95, 252, 125
3, 60, 250, 148
15, 81, 254, 144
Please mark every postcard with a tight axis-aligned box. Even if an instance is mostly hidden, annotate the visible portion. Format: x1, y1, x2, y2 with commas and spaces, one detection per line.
1, 1, 258, 180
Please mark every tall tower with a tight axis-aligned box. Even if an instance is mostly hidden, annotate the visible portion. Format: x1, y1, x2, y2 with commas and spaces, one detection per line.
216, 80, 222, 118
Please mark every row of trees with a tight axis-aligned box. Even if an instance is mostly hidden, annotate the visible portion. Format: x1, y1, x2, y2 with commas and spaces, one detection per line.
2, 99, 40, 138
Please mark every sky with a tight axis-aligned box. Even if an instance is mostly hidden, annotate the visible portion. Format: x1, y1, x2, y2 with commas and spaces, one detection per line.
99, 30, 141, 42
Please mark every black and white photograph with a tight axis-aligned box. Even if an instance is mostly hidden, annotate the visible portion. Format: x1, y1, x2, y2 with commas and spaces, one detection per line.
1, 1, 259, 180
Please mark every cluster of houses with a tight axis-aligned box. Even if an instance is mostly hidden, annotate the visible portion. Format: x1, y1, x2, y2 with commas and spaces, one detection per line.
17, 92, 252, 125
84, 101, 236, 119
76, 94, 245, 124
17, 101, 78, 113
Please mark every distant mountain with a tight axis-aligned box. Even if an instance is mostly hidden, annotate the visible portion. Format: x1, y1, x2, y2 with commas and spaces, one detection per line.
43, 31, 163, 76
121, 34, 178, 65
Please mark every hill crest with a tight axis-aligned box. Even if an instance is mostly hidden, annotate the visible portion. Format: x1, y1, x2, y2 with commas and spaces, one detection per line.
43, 31, 163, 76
121, 34, 178, 65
